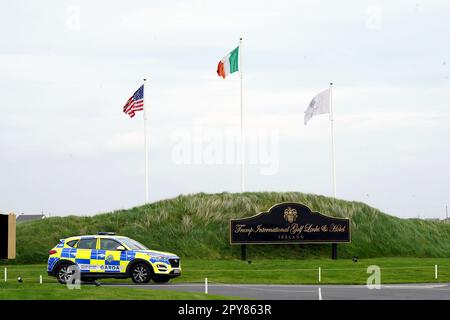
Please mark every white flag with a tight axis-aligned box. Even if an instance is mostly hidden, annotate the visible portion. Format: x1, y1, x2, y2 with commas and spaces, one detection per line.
304, 88, 331, 125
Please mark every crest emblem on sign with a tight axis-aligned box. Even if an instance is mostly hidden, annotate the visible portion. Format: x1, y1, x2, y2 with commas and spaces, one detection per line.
283, 207, 298, 223
106, 254, 114, 263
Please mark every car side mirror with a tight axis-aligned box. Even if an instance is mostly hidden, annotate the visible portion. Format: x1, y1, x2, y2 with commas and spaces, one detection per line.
116, 245, 126, 251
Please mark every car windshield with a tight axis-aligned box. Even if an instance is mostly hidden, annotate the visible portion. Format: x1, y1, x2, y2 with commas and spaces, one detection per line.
120, 237, 148, 250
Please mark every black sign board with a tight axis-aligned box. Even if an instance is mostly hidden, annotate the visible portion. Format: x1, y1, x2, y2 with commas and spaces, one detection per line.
230, 202, 350, 244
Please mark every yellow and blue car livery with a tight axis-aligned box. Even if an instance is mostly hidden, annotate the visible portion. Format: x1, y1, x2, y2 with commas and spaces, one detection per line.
47, 233, 181, 284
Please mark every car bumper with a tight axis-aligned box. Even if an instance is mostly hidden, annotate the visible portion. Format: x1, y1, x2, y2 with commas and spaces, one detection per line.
152, 258, 181, 275
168, 269, 181, 278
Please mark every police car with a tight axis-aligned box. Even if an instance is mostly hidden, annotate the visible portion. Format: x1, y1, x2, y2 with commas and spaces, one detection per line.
47, 233, 181, 284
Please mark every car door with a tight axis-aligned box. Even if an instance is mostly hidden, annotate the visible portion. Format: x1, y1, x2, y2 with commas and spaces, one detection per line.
74, 237, 98, 273
98, 238, 125, 274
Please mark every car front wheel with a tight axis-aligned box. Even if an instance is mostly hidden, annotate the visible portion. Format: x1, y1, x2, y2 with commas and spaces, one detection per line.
56, 264, 78, 285
130, 263, 152, 284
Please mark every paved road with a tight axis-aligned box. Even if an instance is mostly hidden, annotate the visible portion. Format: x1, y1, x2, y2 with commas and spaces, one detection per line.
103, 282, 450, 300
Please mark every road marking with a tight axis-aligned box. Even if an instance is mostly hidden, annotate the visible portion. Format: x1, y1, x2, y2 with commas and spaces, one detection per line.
105, 283, 316, 293
382, 284, 448, 289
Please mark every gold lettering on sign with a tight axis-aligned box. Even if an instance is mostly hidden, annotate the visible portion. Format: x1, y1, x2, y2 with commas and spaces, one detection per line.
330, 224, 346, 232
304, 224, 320, 232
256, 225, 289, 233
289, 224, 303, 235
234, 224, 255, 235
234, 223, 347, 235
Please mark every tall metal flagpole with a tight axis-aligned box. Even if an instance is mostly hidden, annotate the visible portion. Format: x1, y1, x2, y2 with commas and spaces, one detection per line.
330, 82, 337, 198
143, 78, 149, 203
240, 37, 245, 193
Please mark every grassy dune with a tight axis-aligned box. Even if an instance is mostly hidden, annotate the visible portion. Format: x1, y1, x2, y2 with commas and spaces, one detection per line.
12, 192, 450, 264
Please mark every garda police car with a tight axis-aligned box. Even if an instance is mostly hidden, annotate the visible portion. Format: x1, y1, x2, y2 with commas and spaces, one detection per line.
47, 233, 181, 284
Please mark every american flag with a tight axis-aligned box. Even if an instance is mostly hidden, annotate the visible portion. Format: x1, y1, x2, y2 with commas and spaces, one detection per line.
123, 85, 144, 118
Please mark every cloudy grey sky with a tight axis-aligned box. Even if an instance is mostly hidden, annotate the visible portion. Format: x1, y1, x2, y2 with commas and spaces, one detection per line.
1, 0, 449, 219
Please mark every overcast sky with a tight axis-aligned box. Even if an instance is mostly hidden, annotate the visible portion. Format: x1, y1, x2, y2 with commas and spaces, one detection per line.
1, 0, 449, 219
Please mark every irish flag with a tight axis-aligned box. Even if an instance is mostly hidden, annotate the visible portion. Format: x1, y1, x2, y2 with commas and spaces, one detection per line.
217, 46, 239, 79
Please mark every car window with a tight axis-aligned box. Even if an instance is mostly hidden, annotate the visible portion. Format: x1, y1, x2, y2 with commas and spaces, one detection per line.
66, 239, 78, 247
120, 238, 148, 250
76, 238, 97, 249
100, 239, 123, 251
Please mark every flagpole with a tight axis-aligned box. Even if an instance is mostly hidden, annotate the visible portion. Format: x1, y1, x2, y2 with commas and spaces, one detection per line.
143, 78, 149, 203
330, 82, 336, 198
240, 37, 245, 193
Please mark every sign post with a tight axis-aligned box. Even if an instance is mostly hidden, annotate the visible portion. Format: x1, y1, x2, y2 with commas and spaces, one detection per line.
241, 245, 247, 261
230, 203, 350, 260
332, 243, 338, 260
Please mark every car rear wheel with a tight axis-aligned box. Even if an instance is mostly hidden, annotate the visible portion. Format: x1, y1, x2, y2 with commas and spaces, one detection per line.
130, 263, 152, 284
56, 263, 78, 285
